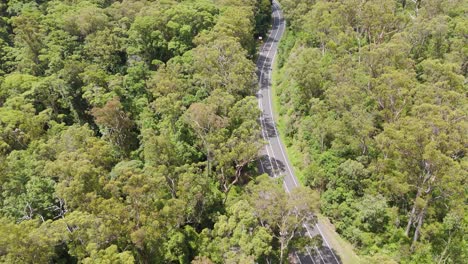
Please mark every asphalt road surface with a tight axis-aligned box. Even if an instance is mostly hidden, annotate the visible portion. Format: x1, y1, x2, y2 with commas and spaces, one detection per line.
256, 1, 342, 264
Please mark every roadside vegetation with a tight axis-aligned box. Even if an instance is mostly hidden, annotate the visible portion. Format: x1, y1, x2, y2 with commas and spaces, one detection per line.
275, 0, 467, 263
0, 0, 321, 263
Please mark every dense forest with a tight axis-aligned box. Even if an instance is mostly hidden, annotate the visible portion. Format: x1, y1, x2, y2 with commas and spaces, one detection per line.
1, 0, 466, 263
275, 0, 467, 263
0, 0, 324, 263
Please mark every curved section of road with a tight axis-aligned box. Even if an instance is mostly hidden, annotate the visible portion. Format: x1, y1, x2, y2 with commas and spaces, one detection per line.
256, 2, 342, 264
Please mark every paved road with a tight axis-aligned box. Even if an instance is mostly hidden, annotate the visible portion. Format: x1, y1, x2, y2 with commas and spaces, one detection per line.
256, 1, 342, 264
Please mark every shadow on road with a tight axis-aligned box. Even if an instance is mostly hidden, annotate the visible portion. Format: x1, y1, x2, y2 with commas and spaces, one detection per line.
261, 116, 278, 138
293, 245, 342, 264
258, 154, 286, 176
256, 53, 272, 76
320, 246, 342, 264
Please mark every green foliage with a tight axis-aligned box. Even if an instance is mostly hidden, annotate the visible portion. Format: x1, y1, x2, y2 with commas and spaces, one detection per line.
198, 176, 320, 263
192, 37, 256, 97
0, 218, 61, 263
0, 0, 290, 263
276, 0, 467, 262
82, 244, 134, 264
198, 200, 272, 263
128, 0, 218, 64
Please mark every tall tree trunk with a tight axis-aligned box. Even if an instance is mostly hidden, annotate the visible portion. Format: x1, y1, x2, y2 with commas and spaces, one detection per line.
357, 35, 361, 64
405, 187, 422, 236
205, 142, 211, 177
279, 240, 285, 264
223, 165, 243, 204
414, 0, 421, 17
165, 175, 177, 198
320, 135, 325, 153
411, 202, 428, 251
437, 235, 452, 264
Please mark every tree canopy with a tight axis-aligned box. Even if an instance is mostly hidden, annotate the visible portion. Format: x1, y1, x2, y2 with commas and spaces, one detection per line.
0, 0, 317, 263
276, 0, 467, 263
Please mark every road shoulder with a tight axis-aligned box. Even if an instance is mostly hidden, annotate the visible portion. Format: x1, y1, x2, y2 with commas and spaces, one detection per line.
317, 215, 361, 264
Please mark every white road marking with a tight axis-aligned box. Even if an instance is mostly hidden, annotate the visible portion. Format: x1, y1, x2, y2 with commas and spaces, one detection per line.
316, 223, 341, 264
295, 252, 305, 264
258, 91, 281, 178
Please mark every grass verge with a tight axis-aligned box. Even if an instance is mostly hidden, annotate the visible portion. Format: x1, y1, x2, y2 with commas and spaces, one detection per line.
270, 69, 307, 184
